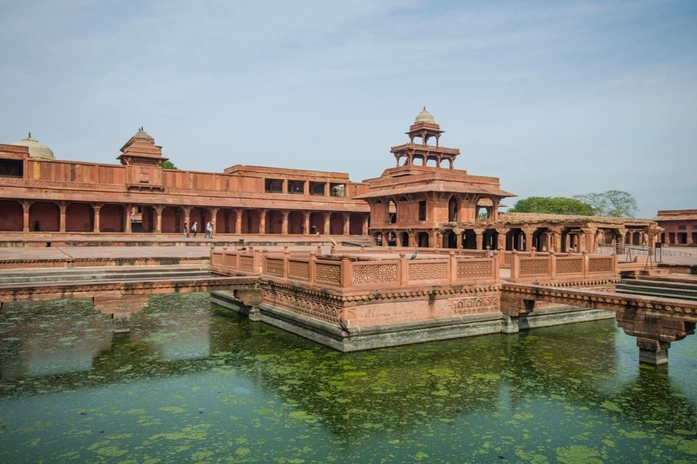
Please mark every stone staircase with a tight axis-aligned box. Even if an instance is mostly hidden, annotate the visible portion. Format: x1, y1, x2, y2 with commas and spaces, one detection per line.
616, 277, 697, 302
0, 265, 211, 286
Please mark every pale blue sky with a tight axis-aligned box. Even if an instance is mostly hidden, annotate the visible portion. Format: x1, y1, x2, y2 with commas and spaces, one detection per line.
1, 0, 695, 218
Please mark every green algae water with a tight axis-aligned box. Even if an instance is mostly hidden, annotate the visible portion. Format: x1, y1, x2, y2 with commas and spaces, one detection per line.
1, 294, 696, 463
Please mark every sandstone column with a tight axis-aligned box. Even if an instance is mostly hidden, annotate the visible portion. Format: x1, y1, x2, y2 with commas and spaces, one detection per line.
259, 209, 267, 235
281, 211, 289, 235
210, 207, 219, 233
154, 205, 165, 233
59, 201, 67, 233
522, 227, 535, 252
235, 209, 242, 234
497, 228, 509, 251
475, 229, 484, 250
22, 200, 32, 233
343, 213, 351, 235
324, 213, 331, 235
93, 203, 102, 233
125, 204, 132, 233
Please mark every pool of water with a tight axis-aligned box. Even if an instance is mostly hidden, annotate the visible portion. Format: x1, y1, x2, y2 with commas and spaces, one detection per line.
1, 293, 696, 463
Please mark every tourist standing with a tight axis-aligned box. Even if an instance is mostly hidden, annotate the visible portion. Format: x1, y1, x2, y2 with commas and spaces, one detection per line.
208, 221, 214, 239
192, 222, 197, 238
183, 222, 189, 238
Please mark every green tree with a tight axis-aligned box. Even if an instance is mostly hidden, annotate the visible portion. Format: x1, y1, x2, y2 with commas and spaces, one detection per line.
508, 196, 596, 215
162, 160, 178, 170
574, 190, 638, 217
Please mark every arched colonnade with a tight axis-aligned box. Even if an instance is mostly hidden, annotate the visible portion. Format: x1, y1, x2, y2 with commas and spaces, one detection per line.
0, 200, 369, 236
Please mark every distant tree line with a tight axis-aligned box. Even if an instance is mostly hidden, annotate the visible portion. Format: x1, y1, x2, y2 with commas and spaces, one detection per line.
508, 190, 638, 218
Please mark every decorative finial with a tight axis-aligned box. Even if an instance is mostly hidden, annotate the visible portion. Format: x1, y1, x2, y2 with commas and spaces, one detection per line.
28, 132, 31, 138
423, 106, 426, 110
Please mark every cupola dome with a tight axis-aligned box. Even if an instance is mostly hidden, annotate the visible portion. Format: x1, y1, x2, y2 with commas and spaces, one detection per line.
11, 133, 55, 160
414, 107, 435, 124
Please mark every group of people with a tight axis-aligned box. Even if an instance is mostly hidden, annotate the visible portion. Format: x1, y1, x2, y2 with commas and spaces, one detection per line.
183, 221, 214, 239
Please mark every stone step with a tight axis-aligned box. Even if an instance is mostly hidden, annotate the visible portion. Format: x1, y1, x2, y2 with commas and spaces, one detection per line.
616, 279, 697, 302
618, 279, 697, 293
0, 266, 211, 286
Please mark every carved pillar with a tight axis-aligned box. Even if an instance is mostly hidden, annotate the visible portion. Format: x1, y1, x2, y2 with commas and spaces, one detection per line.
304, 212, 311, 235
474, 229, 484, 250
125, 204, 132, 233
549, 228, 562, 253
343, 213, 350, 235
22, 200, 32, 233
259, 209, 267, 235
429, 230, 438, 248
522, 227, 535, 252
324, 213, 331, 235
281, 211, 289, 235
154, 205, 165, 233
210, 207, 219, 233
497, 228, 509, 251
235, 209, 242, 234
616, 228, 626, 246
362, 215, 369, 235
59, 201, 67, 233
181, 206, 192, 233
93, 204, 102, 233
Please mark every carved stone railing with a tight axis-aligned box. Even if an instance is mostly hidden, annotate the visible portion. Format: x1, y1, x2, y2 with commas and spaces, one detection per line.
211, 247, 499, 289
507, 251, 618, 284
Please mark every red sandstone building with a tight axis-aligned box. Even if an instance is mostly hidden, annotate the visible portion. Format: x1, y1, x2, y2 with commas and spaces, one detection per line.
0, 110, 661, 248
0, 130, 370, 237
655, 210, 697, 246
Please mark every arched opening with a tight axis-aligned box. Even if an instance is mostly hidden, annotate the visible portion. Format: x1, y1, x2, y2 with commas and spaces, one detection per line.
29, 202, 59, 232
309, 212, 325, 234
242, 210, 260, 234
444, 231, 458, 248
289, 211, 304, 234
400, 232, 410, 247
0, 200, 23, 231
507, 228, 524, 251
265, 210, 283, 234
388, 200, 397, 224
65, 203, 93, 232
483, 230, 499, 250
161, 206, 182, 234
532, 228, 548, 252
99, 204, 124, 232
462, 230, 477, 249
349, 213, 363, 235
448, 196, 458, 222
387, 232, 397, 246
215, 209, 237, 234
417, 232, 430, 247
330, 213, 344, 235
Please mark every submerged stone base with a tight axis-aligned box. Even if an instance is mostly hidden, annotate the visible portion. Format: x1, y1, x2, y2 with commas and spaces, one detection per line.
211, 291, 616, 352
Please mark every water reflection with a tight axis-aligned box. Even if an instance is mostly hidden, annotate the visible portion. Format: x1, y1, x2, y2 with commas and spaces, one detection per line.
1, 293, 696, 462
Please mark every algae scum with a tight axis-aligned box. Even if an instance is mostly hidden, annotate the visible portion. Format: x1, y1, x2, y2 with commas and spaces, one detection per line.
1, 293, 696, 463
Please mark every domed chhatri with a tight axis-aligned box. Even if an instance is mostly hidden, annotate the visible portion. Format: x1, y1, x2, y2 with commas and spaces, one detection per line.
414, 106, 435, 124
11, 132, 55, 160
